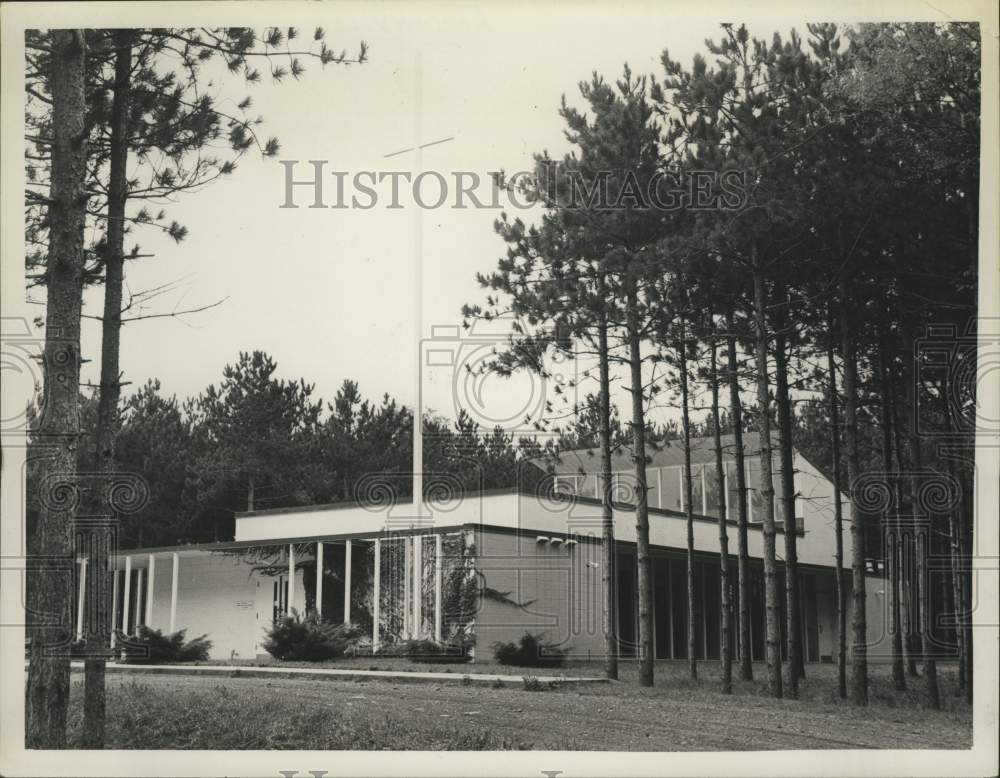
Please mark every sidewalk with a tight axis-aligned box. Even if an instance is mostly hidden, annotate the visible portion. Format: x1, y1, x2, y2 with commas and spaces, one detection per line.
69, 661, 610, 687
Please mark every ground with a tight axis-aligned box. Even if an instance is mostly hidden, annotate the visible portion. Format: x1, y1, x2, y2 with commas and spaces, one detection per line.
66, 662, 972, 750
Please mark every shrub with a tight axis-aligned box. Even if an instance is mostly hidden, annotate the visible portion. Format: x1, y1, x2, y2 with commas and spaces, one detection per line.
396, 638, 471, 664
121, 626, 212, 664
521, 675, 546, 692
492, 632, 567, 668
262, 611, 364, 662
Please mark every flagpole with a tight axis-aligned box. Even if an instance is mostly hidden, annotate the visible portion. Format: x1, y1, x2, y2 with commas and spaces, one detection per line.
413, 51, 424, 517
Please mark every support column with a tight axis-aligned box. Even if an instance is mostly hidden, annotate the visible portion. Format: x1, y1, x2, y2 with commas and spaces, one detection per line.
656, 468, 663, 509
373, 538, 381, 652
413, 534, 422, 637
403, 537, 411, 638
434, 534, 443, 642
724, 464, 730, 520
111, 567, 120, 648
315, 542, 324, 619
169, 552, 179, 633
287, 544, 295, 616
701, 465, 708, 515
343, 540, 352, 624
122, 556, 132, 635
133, 568, 143, 631
145, 554, 155, 627
75, 557, 87, 642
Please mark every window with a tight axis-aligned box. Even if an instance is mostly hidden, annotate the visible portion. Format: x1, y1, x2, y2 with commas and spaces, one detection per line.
704, 464, 724, 517
689, 464, 704, 513
659, 466, 683, 511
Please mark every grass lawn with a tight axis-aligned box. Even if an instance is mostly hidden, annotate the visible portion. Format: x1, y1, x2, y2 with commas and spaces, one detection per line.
66, 662, 972, 750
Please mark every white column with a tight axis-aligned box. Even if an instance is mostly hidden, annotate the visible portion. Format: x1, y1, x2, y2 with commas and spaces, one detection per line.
133, 568, 143, 630
315, 542, 324, 619
76, 558, 87, 641
372, 538, 381, 651
287, 544, 295, 616
403, 537, 411, 638
723, 463, 730, 520
343, 540, 352, 624
434, 534, 443, 642
169, 552, 179, 633
110, 568, 120, 648
656, 468, 663, 509
122, 556, 132, 634
701, 465, 708, 515
593, 474, 599, 499
413, 535, 422, 637
145, 554, 155, 627
679, 468, 684, 510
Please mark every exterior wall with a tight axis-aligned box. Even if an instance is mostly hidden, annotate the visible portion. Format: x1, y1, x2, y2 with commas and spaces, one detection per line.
793, 453, 854, 568
472, 531, 886, 665
134, 550, 308, 660
859, 572, 897, 662
473, 527, 606, 659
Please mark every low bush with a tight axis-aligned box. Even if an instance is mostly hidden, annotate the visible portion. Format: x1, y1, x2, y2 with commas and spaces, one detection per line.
492, 632, 567, 668
262, 612, 365, 662
521, 675, 546, 691
395, 638, 471, 664
121, 626, 212, 664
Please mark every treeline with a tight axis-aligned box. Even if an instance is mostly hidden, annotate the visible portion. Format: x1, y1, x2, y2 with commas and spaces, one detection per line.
30, 350, 726, 547
464, 22, 978, 707
28, 351, 536, 547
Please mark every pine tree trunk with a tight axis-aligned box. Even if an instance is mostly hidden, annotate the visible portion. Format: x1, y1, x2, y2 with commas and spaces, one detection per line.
839, 273, 868, 706
726, 310, 753, 682
944, 503, 963, 690
678, 320, 697, 681
751, 241, 782, 698
960, 466, 973, 703
826, 339, 847, 699
889, 367, 920, 678
773, 323, 801, 694
597, 298, 618, 680
83, 30, 132, 749
710, 338, 732, 693
942, 374, 965, 693
626, 280, 654, 687
25, 29, 88, 749
901, 329, 940, 709
877, 335, 907, 691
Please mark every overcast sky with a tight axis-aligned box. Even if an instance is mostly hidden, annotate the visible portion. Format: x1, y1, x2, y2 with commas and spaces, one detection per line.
61, 5, 813, 435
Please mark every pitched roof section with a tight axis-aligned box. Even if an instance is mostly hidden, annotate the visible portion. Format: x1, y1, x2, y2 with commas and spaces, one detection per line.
537, 432, 774, 474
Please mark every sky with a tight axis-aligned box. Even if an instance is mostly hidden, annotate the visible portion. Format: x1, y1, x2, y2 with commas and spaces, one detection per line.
57, 5, 817, 436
